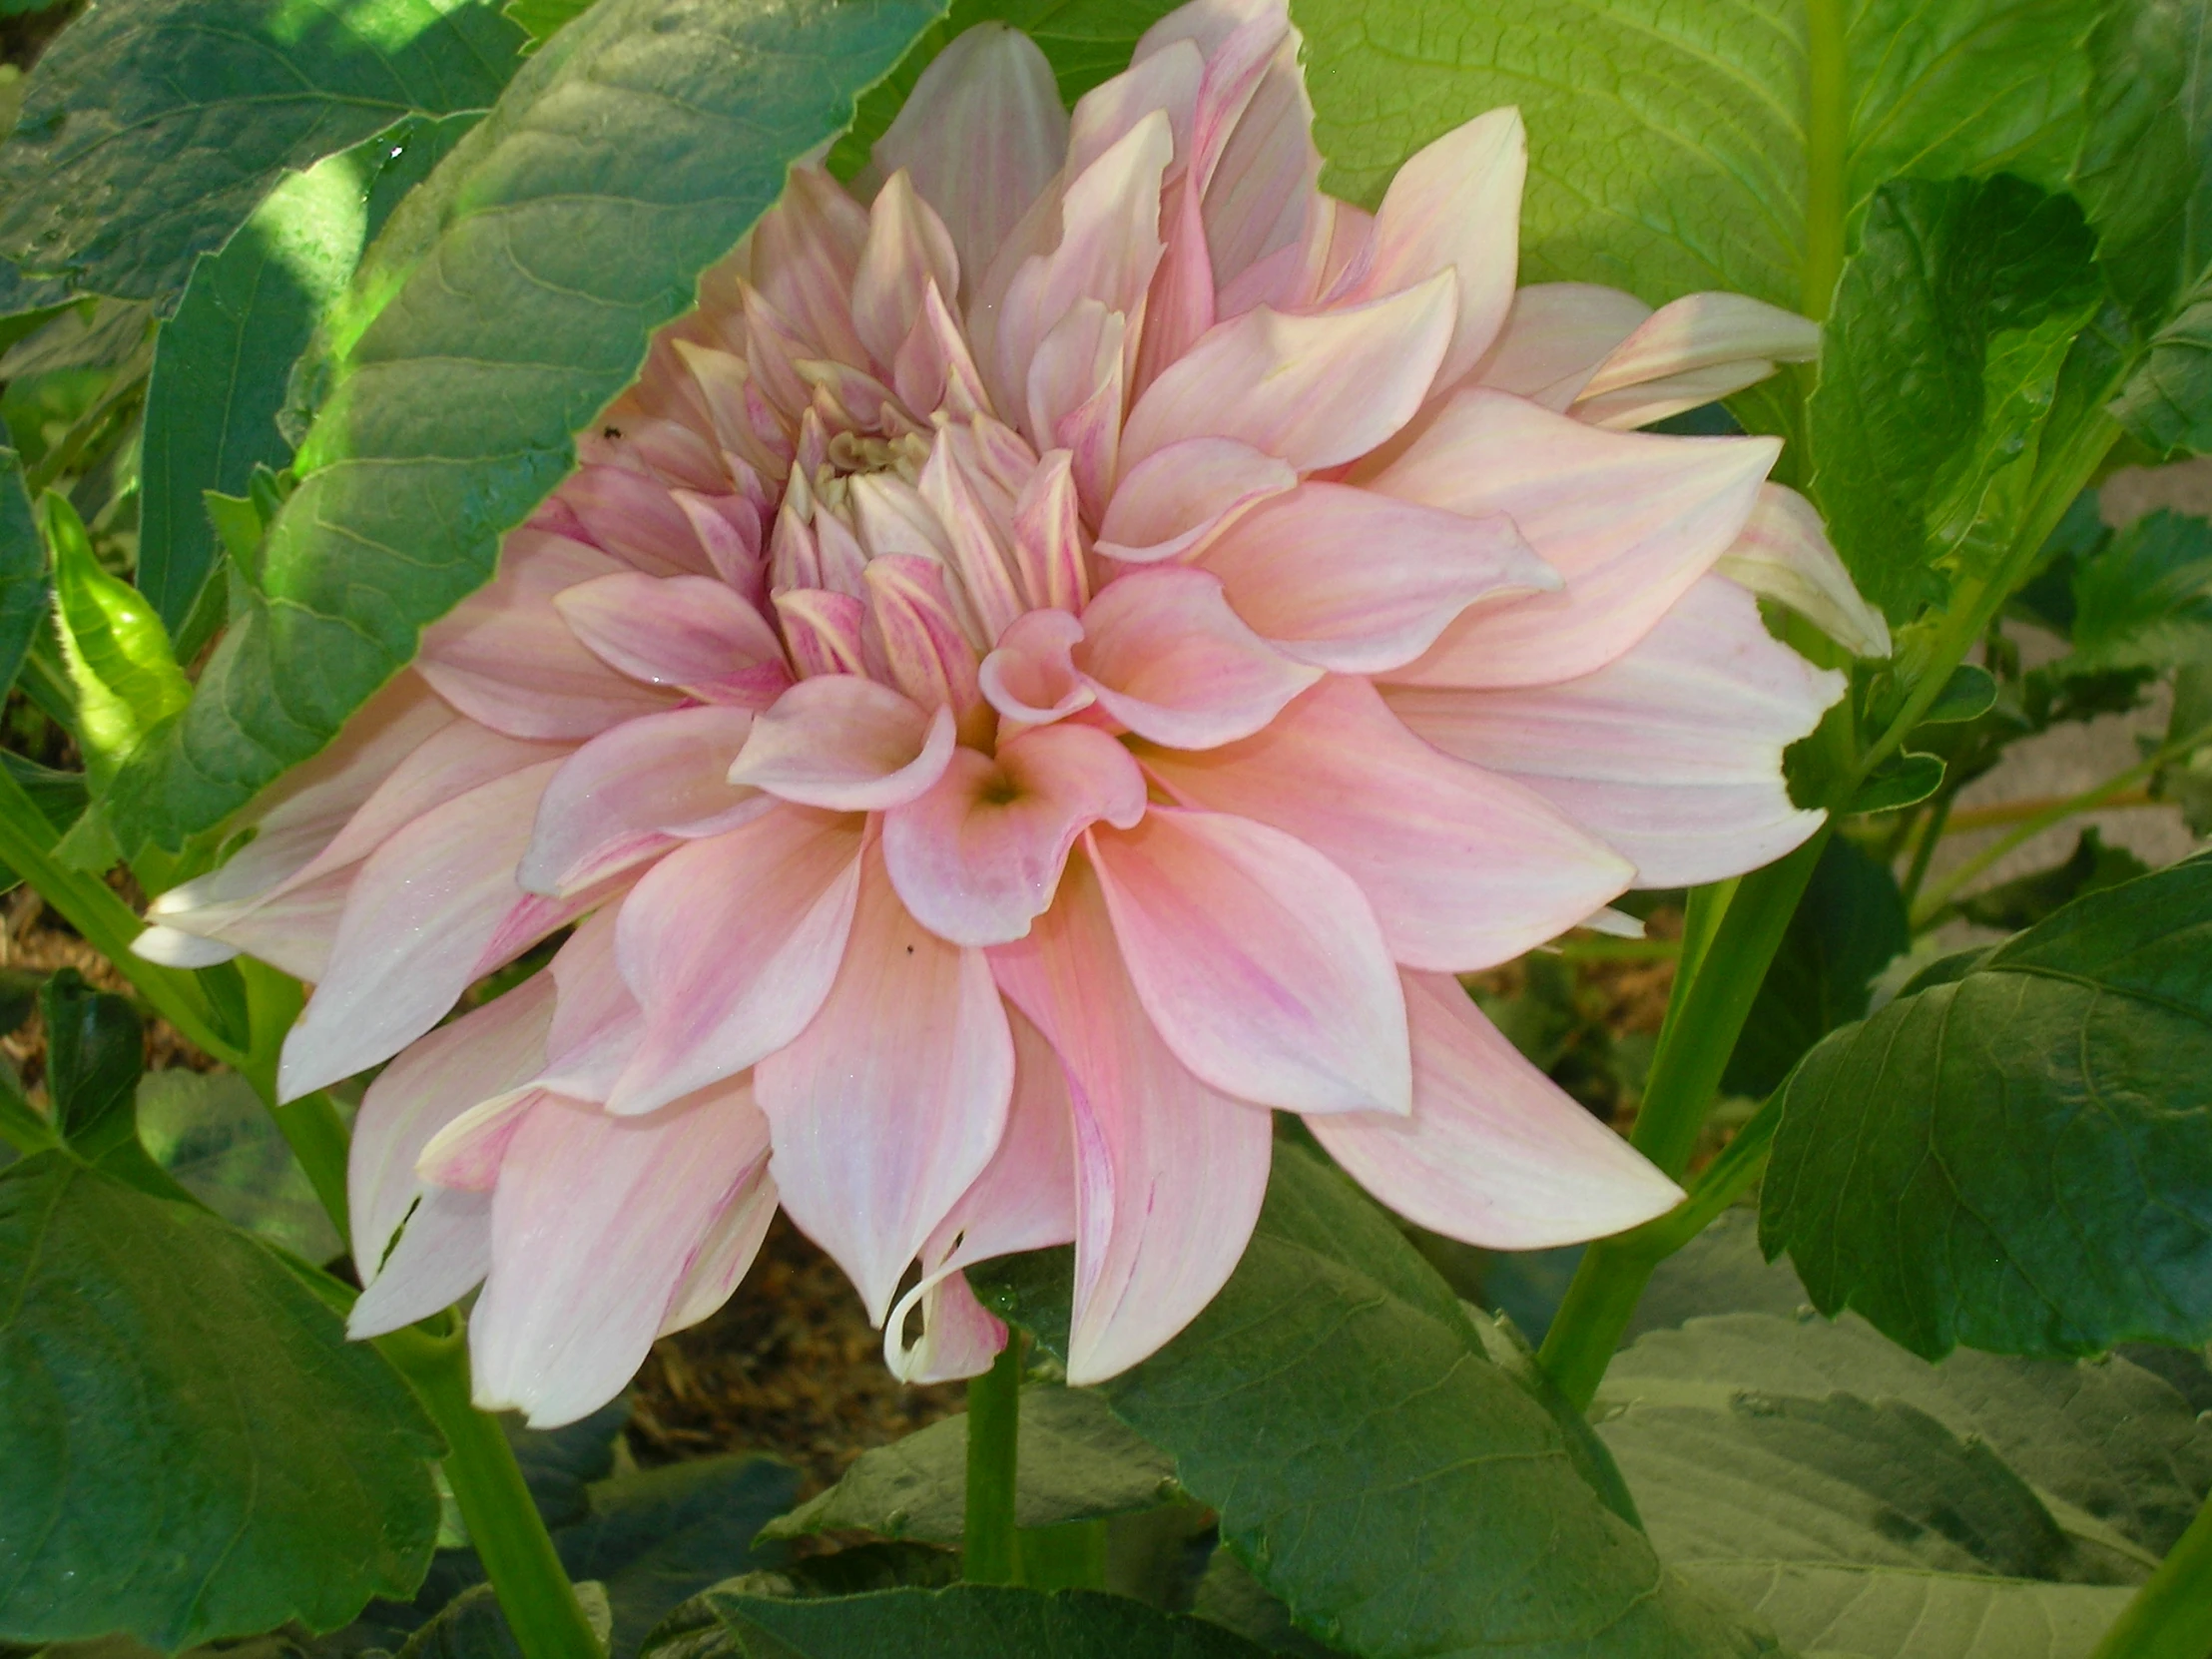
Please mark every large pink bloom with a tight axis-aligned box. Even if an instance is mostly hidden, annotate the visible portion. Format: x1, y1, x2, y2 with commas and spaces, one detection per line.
136, 0, 1880, 1423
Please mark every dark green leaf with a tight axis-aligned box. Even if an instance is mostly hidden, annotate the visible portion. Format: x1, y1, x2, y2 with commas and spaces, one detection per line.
39, 968, 143, 1160
977, 1145, 1784, 1659
0, 753, 87, 833
0, 1152, 440, 1648
2064, 508, 2212, 670
660, 1584, 1275, 1659
506, 1395, 631, 1529
1189, 1554, 1346, 1659
109, 0, 946, 855
505, 0, 600, 48
0, 300, 152, 377
1724, 835, 1909, 1099
1291, 0, 2099, 318
763, 1384, 1177, 1545
1954, 827, 2153, 930
0, 447, 43, 695
1763, 850, 2212, 1359
0, 0, 525, 307
2115, 269, 2212, 452
1920, 665, 2001, 726
1809, 178, 2103, 623
133, 1067, 345, 1262
396, 1580, 614, 1659
1846, 751, 1944, 815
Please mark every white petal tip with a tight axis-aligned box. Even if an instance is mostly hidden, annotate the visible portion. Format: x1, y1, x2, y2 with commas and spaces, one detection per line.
131, 925, 241, 968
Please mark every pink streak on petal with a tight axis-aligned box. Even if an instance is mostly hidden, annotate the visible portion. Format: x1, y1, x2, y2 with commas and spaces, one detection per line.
1119, 275, 1456, 474
660, 1157, 779, 1337
863, 554, 984, 725
1386, 574, 1843, 886
757, 843, 1015, 1322
920, 426, 1028, 641
990, 856, 1273, 1383
775, 588, 872, 679
978, 607, 1095, 725
1196, 481, 1557, 674
1140, 676, 1633, 971
1011, 450, 1090, 616
1087, 807, 1411, 1116
416, 1088, 540, 1192
559, 464, 715, 577
535, 908, 644, 1103
883, 723, 1147, 945
851, 170, 962, 371
518, 704, 768, 897
555, 573, 789, 705
1071, 566, 1320, 748
1309, 972, 1681, 1248
608, 807, 864, 1115
1373, 389, 1780, 688
469, 1084, 772, 1426
1095, 436, 1295, 564
726, 677, 957, 810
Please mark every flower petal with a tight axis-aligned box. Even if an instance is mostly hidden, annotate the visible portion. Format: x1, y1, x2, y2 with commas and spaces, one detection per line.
1094, 436, 1296, 564
347, 1189, 490, 1340
518, 705, 768, 897
1386, 575, 1843, 886
554, 572, 791, 705
851, 170, 962, 371
1715, 484, 1892, 659
883, 723, 1148, 945
1198, 482, 1557, 673
756, 844, 1015, 1322
1087, 807, 1410, 1115
1119, 274, 1456, 474
726, 677, 957, 811
1470, 282, 1651, 409
608, 807, 865, 1115
1571, 292, 1821, 430
1372, 389, 1779, 688
978, 606, 1094, 725
1309, 971, 1681, 1248
1072, 566, 1320, 748
1140, 676, 1632, 970
990, 856, 1273, 1383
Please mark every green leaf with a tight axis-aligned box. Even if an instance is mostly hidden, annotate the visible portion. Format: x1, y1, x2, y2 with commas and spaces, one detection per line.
504, 0, 599, 49
0, 299, 153, 377
2114, 266, 2212, 453
1918, 664, 2002, 726
1290, 0, 2099, 320
1763, 850, 2212, 1359
1808, 178, 2103, 624
652, 1583, 1275, 1659
1954, 827, 2153, 930
1687, 1566, 2130, 1659
763, 1384, 1177, 1546
134, 1067, 345, 1262
976, 1144, 1786, 1659
0, 447, 44, 695
1845, 751, 1944, 815
506, 1396, 631, 1529
108, 0, 946, 855
2064, 508, 2212, 670
0, 1151, 440, 1648
1723, 835, 1908, 1100
0, 0, 526, 307
1189, 1554, 1347, 1659
42, 490, 189, 787
398, 1580, 615, 1659
39, 968, 145, 1161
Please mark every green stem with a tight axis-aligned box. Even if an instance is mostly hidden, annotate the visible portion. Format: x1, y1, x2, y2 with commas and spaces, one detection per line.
380, 1323, 606, 1659
1897, 794, 1951, 910
1612, 1094, 1779, 1263
964, 1336, 1023, 1584
1802, 0, 1849, 321
2087, 1489, 2212, 1659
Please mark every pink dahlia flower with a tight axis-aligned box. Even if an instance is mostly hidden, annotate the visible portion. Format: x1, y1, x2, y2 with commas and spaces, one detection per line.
137, 0, 1884, 1424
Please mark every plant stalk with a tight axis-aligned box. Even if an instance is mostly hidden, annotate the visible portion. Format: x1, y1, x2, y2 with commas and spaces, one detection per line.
964, 1336, 1024, 1584
2087, 1489, 2212, 1659
379, 1323, 606, 1659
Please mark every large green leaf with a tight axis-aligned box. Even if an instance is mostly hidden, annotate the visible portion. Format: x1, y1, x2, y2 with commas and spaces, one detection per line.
108, 0, 946, 855
977, 1144, 1784, 1659
2113, 269, 2212, 453
1806, 177, 2103, 624
0, 1151, 440, 1648
0, 447, 43, 696
1763, 851, 2212, 1359
1290, 0, 2098, 320
764, 1383, 1177, 1545
2063, 509, 2212, 671
649, 1583, 1275, 1659
0, 0, 524, 307
1686, 1564, 2130, 1659
135, 1067, 345, 1262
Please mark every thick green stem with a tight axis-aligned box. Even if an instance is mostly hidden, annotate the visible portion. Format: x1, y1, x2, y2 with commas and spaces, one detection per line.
2087, 1490, 2212, 1659
380, 1324, 606, 1659
1802, 0, 1849, 321
964, 1337, 1024, 1584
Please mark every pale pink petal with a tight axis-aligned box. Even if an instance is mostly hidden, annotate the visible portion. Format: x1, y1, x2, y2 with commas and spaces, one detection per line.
1189, 18, 1316, 293
672, 490, 767, 602
469, 1084, 772, 1426
1119, 275, 1456, 474
558, 464, 715, 577
1087, 807, 1410, 1115
726, 676, 957, 810
863, 555, 984, 723
1372, 389, 1780, 688
882, 724, 1147, 945
415, 1089, 540, 1191
608, 808, 865, 1115
851, 170, 962, 371
751, 166, 871, 370
978, 606, 1095, 725
659, 1158, 779, 1337
870, 22, 1068, 294
757, 844, 1014, 1321
990, 856, 1273, 1383
278, 761, 569, 1101
1140, 677, 1633, 970
775, 588, 873, 679
554, 573, 790, 704
892, 1271, 1009, 1383
1469, 282, 1652, 409
1386, 575, 1843, 886
1309, 972, 1681, 1248
1196, 483, 1557, 674
518, 705, 768, 897
848, 471, 952, 564
347, 1189, 489, 1339
1094, 436, 1295, 564
1010, 450, 1089, 616
419, 531, 676, 740
1023, 300, 1124, 477
181, 868, 353, 982
919, 424, 1027, 641
1072, 566, 1320, 748
1334, 109, 1525, 393
1715, 484, 1891, 659
131, 927, 240, 968
534, 908, 644, 1103
1572, 292, 1822, 429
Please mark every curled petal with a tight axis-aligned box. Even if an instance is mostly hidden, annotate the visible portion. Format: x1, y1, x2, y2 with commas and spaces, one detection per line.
347, 1190, 490, 1341
1072, 566, 1320, 748
1010, 449, 1089, 616
1095, 436, 1296, 564
1716, 484, 1892, 659
727, 677, 957, 811
979, 607, 1095, 725
1572, 292, 1822, 429
884, 724, 1148, 945
864, 555, 984, 726
1471, 282, 1652, 409
1310, 972, 1681, 1248
1088, 807, 1410, 1116
554, 573, 790, 704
